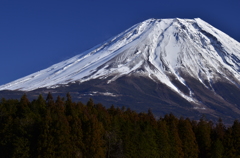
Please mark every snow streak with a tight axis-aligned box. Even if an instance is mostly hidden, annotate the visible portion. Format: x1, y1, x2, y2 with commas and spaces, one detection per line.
0, 18, 240, 103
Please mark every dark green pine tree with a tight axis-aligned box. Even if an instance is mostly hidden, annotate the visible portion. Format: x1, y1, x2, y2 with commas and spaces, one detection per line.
11, 94, 36, 158
231, 120, 240, 156
87, 98, 94, 108
178, 118, 199, 158
211, 118, 225, 158
222, 126, 235, 158
30, 94, 46, 118
37, 95, 55, 157
16, 94, 30, 118
164, 114, 184, 158
156, 119, 170, 158
195, 117, 212, 158
137, 112, 158, 157
119, 109, 140, 157
38, 94, 72, 157
80, 98, 105, 157
82, 112, 105, 157
11, 117, 30, 158
0, 98, 19, 158
65, 93, 84, 157
213, 118, 225, 141
52, 96, 72, 157
211, 138, 224, 158
46, 92, 54, 103
106, 106, 124, 158
28, 94, 47, 157
95, 103, 111, 131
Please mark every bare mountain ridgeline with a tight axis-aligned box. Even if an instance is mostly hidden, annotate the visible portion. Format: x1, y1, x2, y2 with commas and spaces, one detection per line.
0, 18, 240, 124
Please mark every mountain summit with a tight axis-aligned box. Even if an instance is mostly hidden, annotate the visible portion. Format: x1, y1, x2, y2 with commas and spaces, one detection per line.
1, 18, 240, 123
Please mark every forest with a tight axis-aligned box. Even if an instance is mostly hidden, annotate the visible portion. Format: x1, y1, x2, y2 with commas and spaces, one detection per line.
0, 93, 240, 158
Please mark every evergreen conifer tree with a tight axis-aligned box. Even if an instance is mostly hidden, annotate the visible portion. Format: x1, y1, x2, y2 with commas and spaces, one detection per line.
164, 114, 184, 158
231, 120, 240, 156
195, 117, 212, 158
65, 93, 84, 157
156, 119, 170, 158
178, 118, 199, 158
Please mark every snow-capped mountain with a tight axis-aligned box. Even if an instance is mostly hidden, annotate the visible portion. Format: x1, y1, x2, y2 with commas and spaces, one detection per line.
1, 18, 240, 123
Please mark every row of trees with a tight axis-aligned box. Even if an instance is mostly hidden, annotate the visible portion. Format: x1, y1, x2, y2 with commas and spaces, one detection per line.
0, 93, 240, 158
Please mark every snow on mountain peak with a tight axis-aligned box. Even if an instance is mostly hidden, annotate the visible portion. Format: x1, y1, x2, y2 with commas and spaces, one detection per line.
0, 18, 240, 99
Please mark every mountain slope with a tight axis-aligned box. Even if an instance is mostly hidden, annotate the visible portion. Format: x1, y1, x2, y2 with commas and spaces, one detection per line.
1, 18, 240, 91
1, 18, 240, 123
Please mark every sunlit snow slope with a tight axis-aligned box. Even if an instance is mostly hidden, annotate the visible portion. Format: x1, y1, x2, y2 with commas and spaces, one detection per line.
1, 18, 240, 98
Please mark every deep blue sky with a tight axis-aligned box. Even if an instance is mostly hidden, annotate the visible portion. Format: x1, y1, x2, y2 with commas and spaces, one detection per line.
0, 0, 239, 85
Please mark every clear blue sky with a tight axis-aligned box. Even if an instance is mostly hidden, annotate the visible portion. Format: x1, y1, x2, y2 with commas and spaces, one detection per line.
0, 0, 239, 85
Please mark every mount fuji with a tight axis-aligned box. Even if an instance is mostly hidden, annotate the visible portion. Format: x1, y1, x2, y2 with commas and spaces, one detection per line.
1, 18, 240, 123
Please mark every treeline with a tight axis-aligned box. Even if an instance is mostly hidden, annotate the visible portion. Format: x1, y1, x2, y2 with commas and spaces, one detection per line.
0, 93, 240, 158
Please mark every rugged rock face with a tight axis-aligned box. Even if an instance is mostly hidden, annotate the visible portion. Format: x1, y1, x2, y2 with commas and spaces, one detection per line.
1, 18, 240, 124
